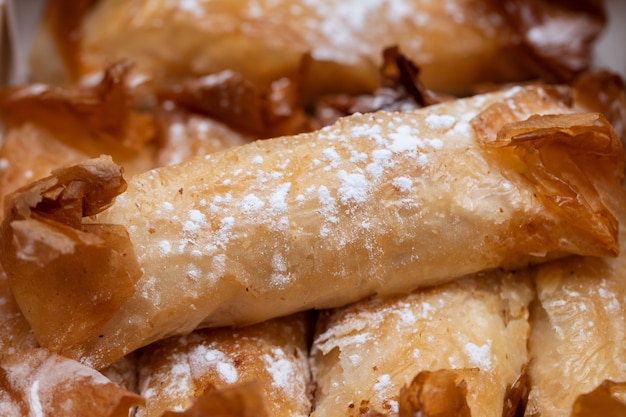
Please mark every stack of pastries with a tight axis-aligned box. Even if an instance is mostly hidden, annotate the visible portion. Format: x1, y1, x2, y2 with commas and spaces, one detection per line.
1, 1, 625, 416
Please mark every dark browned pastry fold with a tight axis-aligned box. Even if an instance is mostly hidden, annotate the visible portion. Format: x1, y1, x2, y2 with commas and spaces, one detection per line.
0, 156, 142, 361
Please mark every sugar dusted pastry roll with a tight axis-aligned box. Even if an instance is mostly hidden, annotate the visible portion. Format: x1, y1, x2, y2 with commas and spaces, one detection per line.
525, 213, 626, 416
1, 85, 624, 369
135, 313, 313, 417
33, 0, 605, 95
310, 270, 534, 416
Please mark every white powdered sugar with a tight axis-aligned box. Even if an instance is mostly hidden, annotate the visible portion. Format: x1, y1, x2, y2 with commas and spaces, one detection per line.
269, 183, 291, 213
392, 177, 412, 193
337, 171, 370, 205
190, 346, 239, 384
373, 374, 393, 399
425, 114, 456, 130
183, 209, 207, 233
464, 341, 493, 371
241, 194, 265, 215
262, 348, 298, 391
270, 253, 290, 288
158, 240, 172, 255
388, 125, 421, 153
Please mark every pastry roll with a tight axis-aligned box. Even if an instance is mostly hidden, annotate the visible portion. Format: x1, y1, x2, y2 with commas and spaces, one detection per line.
0, 348, 144, 417
33, 0, 605, 96
310, 270, 534, 417
525, 210, 626, 416
135, 313, 313, 417
1, 85, 624, 369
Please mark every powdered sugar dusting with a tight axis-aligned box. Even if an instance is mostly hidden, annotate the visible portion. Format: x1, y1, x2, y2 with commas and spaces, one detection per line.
392, 177, 412, 193
388, 125, 421, 153
337, 171, 370, 205
464, 341, 493, 371
190, 346, 239, 384
262, 348, 299, 391
425, 114, 456, 130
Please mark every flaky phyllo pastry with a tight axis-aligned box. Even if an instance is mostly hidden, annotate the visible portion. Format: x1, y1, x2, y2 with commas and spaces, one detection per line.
32, 0, 604, 96
1, 83, 624, 372
135, 313, 313, 417
524, 208, 626, 417
310, 270, 534, 417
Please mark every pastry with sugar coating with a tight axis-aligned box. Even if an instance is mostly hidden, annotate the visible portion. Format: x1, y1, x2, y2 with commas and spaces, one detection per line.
134, 312, 313, 417
310, 269, 534, 417
1, 84, 624, 369
32, 0, 606, 95
525, 209, 626, 416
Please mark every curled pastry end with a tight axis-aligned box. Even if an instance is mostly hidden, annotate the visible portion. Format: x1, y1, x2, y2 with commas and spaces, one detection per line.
0, 156, 141, 359
398, 369, 474, 417
472, 89, 625, 258
497, 113, 624, 257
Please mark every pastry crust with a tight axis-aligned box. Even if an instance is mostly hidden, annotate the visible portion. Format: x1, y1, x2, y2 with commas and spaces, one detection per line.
310, 270, 534, 417
525, 209, 626, 416
1, 85, 624, 369
33, 0, 605, 95
135, 313, 313, 417
0, 348, 144, 417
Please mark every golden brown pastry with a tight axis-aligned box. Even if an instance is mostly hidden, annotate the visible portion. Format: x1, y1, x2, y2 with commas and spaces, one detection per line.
135, 313, 313, 417
525, 207, 626, 416
32, 0, 606, 96
0, 348, 144, 417
155, 105, 254, 167
1, 85, 624, 370
310, 269, 534, 417
158, 380, 272, 417
0, 61, 156, 216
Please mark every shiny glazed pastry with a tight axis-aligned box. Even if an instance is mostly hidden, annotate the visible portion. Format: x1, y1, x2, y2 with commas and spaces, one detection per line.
1, 84, 624, 369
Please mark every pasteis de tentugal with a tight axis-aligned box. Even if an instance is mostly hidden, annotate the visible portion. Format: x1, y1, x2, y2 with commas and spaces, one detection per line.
1, 84, 624, 369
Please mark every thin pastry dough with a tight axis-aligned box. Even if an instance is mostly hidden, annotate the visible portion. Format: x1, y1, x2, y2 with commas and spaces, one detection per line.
525, 209, 626, 416
135, 313, 313, 417
34, 0, 605, 95
310, 270, 534, 417
1, 85, 624, 369
0, 348, 144, 417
